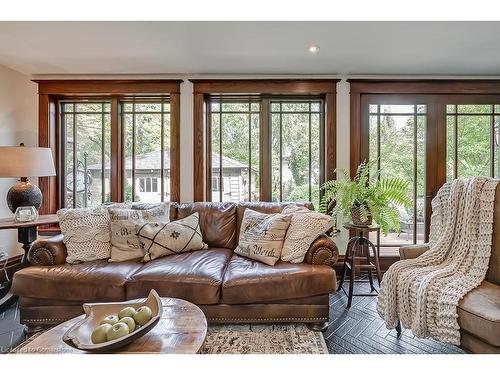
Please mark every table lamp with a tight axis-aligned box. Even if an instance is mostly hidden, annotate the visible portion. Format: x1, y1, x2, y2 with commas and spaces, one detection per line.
0, 143, 56, 213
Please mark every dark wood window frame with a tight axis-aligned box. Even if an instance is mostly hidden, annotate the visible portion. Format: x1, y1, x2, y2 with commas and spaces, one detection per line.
35, 79, 182, 215
349, 79, 500, 251
191, 79, 339, 202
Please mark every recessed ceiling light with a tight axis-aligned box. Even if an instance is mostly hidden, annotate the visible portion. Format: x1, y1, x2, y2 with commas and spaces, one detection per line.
309, 45, 320, 54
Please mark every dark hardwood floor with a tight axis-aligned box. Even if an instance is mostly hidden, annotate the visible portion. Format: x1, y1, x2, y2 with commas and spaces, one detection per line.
0, 281, 465, 354
324, 281, 465, 354
0, 301, 25, 354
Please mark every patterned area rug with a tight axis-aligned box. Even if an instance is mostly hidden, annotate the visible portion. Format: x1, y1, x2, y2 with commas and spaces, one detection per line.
12, 324, 328, 354
202, 324, 328, 354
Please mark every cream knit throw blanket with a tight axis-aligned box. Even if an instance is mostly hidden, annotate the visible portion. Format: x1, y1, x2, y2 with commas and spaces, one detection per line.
377, 177, 498, 345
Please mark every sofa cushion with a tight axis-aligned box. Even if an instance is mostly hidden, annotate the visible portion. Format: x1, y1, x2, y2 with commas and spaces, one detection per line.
12, 260, 141, 302
234, 208, 292, 266
221, 253, 335, 304
126, 248, 233, 304
177, 202, 237, 249
458, 280, 500, 347
236, 202, 313, 244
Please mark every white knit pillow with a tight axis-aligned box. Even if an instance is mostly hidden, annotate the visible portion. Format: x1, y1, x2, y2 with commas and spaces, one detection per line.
108, 202, 172, 262
137, 213, 207, 262
234, 209, 292, 266
57, 206, 111, 264
280, 206, 333, 263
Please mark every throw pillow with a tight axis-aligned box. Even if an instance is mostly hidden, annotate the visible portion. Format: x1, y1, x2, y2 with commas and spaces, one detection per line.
280, 206, 333, 263
137, 212, 208, 262
234, 209, 292, 266
108, 202, 172, 262
57, 206, 111, 264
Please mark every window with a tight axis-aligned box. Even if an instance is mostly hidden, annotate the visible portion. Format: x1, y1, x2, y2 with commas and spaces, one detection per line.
350, 79, 500, 258
368, 103, 426, 250
209, 98, 260, 202
60, 101, 111, 208
36, 80, 181, 213
193, 80, 338, 208
123, 100, 171, 203
271, 99, 324, 205
138, 177, 159, 193
446, 104, 500, 180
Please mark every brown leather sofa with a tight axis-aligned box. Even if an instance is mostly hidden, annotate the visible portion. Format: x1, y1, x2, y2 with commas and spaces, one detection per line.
12, 202, 338, 331
399, 187, 500, 354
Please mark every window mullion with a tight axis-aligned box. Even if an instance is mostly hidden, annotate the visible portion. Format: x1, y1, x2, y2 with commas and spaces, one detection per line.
260, 98, 271, 201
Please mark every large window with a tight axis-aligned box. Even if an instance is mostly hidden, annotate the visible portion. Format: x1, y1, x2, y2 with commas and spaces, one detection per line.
123, 100, 171, 203
271, 99, 323, 205
350, 80, 500, 258
61, 101, 111, 208
208, 98, 260, 202
36, 80, 181, 213
446, 104, 500, 180
193, 80, 338, 208
368, 103, 426, 250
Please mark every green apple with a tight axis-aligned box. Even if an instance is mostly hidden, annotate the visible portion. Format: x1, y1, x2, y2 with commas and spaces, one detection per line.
133, 306, 153, 325
91, 323, 112, 344
106, 322, 130, 341
101, 314, 119, 326
119, 316, 136, 332
118, 306, 136, 320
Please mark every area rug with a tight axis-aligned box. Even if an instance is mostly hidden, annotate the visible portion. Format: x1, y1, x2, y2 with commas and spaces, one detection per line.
202, 324, 328, 354
12, 324, 328, 354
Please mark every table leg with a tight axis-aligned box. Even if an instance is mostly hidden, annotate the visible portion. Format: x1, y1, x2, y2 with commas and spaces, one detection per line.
347, 239, 357, 309
0, 226, 37, 312
363, 238, 376, 292
337, 239, 354, 292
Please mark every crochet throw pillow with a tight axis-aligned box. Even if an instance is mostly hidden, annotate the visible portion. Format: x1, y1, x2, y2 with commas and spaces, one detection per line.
280, 206, 333, 263
57, 206, 111, 264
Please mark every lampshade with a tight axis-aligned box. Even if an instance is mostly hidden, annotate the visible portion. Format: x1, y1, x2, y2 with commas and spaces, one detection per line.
0, 146, 56, 178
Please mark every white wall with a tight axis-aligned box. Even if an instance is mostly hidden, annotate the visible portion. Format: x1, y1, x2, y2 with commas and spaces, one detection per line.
0, 64, 38, 257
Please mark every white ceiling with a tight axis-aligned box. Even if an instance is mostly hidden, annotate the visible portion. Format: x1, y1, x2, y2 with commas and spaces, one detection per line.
0, 21, 499, 76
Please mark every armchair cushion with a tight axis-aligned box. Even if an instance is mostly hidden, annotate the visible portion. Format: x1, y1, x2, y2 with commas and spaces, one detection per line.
458, 280, 500, 347
399, 244, 430, 260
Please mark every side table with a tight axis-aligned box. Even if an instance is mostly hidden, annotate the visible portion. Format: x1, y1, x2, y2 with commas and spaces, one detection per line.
0, 214, 59, 313
337, 223, 382, 308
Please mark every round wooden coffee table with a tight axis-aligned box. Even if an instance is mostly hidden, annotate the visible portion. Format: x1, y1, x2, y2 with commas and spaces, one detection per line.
16, 297, 207, 354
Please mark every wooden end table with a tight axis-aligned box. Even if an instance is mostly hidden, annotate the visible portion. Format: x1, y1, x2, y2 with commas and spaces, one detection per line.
337, 223, 382, 308
14, 297, 207, 354
0, 214, 59, 313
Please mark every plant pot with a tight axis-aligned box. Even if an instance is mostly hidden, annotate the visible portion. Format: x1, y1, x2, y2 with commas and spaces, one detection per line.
351, 206, 372, 227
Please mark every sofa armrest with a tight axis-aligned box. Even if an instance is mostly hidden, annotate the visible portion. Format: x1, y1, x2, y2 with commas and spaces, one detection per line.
304, 234, 339, 267
399, 243, 430, 260
27, 234, 67, 266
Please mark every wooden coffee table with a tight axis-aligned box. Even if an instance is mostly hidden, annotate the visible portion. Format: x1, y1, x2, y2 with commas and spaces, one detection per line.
15, 297, 207, 354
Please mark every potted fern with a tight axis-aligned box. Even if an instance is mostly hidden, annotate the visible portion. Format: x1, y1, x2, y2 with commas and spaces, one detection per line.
319, 160, 412, 235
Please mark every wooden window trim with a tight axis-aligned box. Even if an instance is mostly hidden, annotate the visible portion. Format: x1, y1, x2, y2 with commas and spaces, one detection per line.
36, 79, 182, 215
191, 79, 339, 202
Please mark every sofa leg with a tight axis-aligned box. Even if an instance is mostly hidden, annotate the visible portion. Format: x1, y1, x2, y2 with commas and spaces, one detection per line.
306, 322, 328, 332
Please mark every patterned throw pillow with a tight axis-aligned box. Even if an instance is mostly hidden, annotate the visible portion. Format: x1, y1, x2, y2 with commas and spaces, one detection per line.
234, 209, 292, 266
57, 206, 111, 264
280, 206, 333, 263
137, 212, 208, 262
108, 202, 171, 262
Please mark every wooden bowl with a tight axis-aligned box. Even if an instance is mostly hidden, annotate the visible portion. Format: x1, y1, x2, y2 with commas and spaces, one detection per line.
62, 289, 162, 352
